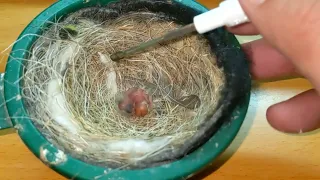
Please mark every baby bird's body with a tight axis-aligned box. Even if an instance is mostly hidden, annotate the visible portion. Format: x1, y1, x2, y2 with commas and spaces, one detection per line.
118, 87, 152, 117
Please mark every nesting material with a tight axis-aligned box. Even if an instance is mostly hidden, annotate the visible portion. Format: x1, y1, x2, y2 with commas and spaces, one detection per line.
20, 11, 225, 167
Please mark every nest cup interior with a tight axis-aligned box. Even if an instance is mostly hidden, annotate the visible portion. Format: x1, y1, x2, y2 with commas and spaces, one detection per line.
4, 0, 250, 178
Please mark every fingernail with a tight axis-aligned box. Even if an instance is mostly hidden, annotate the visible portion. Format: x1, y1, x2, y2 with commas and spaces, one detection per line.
249, 0, 265, 6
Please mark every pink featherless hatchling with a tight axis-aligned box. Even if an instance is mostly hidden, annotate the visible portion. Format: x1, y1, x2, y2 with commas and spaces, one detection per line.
117, 87, 152, 117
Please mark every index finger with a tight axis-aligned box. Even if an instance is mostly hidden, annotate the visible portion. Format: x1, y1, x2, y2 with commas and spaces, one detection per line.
227, 22, 259, 35
241, 38, 300, 81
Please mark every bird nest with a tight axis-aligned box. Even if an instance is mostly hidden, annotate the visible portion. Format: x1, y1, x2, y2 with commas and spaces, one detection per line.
20, 8, 225, 168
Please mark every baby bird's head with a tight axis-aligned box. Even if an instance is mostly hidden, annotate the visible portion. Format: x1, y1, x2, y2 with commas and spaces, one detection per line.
117, 87, 152, 117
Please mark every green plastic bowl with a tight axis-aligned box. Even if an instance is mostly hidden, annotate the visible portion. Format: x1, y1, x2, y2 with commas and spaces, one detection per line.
0, 0, 251, 179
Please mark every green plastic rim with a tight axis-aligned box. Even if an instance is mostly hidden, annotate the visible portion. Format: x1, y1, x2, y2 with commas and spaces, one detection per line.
4, 0, 251, 179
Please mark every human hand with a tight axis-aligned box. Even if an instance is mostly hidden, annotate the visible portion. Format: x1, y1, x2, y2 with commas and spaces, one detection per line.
228, 0, 320, 133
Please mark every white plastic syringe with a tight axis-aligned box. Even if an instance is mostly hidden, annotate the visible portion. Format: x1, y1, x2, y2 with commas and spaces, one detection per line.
194, 0, 249, 34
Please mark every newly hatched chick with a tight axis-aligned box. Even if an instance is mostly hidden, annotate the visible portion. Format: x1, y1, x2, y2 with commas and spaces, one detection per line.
118, 87, 152, 117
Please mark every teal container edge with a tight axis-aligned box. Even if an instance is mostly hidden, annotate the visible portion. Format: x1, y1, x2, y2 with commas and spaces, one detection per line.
0, 73, 12, 129
0, 0, 251, 179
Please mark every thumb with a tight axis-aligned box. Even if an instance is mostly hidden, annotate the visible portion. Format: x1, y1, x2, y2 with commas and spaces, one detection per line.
239, 0, 320, 91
